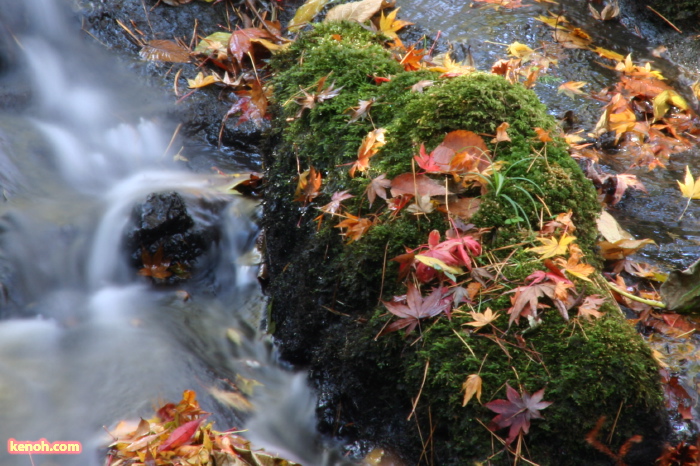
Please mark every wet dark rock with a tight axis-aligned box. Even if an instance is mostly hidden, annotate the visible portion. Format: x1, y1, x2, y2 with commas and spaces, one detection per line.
77, 0, 268, 150
124, 191, 221, 282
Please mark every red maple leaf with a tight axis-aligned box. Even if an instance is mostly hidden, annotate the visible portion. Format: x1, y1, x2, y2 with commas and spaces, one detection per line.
414, 143, 442, 173
410, 230, 482, 282
484, 384, 552, 444
381, 283, 450, 337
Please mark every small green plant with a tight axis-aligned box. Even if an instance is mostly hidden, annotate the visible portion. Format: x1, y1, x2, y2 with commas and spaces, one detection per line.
481, 158, 544, 229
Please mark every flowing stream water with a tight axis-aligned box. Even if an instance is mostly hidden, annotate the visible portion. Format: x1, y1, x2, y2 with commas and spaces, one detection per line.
0, 1, 335, 465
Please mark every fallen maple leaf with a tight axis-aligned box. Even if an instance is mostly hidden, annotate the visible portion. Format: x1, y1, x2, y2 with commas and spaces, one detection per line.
527, 233, 577, 259
139, 247, 172, 280
366, 174, 391, 206
345, 97, 376, 124
318, 190, 353, 215
294, 166, 322, 204
677, 165, 700, 220
558, 81, 587, 98
335, 214, 373, 242
378, 8, 413, 40
228, 27, 273, 65
187, 71, 221, 89
485, 384, 552, 445
349, 128, 386, 177
462, 374, 483, 406
390, 173, 451, 198
578, 295, 605, 320
465, 307, 500, 328
381, 283, 450, 336
225, 80, 269, 127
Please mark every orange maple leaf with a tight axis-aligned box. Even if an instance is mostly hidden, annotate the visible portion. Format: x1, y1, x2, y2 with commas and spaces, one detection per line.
335, 214, 373, 242
349, 128, 386, 177
139, 247, 172, 280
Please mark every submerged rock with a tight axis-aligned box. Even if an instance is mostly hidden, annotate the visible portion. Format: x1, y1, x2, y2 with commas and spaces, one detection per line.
263, 22, 669, 465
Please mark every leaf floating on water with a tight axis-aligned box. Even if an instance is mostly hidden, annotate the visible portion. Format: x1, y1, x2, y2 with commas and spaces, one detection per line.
140, 40, 191, 63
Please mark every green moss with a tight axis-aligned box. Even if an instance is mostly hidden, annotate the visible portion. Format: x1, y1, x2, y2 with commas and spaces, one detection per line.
406, 311, 665, 465
264, 21, 667, 465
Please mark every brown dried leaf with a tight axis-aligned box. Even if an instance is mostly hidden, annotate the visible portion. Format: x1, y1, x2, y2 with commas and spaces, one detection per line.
140, 40, 190, 63
390, 173, 451, 198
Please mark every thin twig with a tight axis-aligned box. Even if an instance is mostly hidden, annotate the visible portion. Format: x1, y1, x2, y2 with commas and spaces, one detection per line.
408, 359, 430, 421
646, 5, 682, 33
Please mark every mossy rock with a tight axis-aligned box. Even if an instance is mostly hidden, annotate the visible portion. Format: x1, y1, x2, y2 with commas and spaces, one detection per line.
263, 21, 668, 464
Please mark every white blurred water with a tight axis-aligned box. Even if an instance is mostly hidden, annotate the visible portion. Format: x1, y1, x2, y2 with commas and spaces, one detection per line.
0, 1, 332, 465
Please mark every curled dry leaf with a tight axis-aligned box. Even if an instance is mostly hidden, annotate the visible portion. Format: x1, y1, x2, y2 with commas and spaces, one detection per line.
335, 214, 373, 242
349, 128, 386, 177
461, 374, 483, 406
294, 166, 322, 203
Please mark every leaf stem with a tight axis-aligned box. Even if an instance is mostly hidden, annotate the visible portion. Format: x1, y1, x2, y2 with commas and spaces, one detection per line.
678, 197, 692, 222
605, 282, 666, 309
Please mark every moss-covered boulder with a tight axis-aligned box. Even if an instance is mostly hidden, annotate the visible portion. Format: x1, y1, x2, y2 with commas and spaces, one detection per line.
262, 22, 668, 465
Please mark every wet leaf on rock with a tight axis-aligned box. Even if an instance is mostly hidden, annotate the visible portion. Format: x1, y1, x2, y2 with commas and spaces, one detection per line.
140, 39, 191, 63
485, 384, 552, 445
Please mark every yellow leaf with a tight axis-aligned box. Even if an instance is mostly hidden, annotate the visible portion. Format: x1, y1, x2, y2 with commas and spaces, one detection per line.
414, 255, 463, 276
527, 233, 577, 259
678, 166, 700, 200
591, 46, 624, 62
507, 41, 533, 60
187, 72, 221, 89
465, 308, 500, 328
379, 8, 413, 40
597, 238, 656, 260
653, 89, 688, 122
325, 0, 383, 23
288, 0, 329, 32
557, 81, 587, 98
461, 374, 482, 406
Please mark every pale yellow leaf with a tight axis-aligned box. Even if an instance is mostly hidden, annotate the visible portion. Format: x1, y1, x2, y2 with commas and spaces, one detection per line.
507, 41, 533, 59
187, 72, 221, 89
325, 0, 383, 23
678, 166, 700, 200
414, 254, 462, 276
464, 308, 500, 328
288, 0, 329, 32
461, 374, 482, 406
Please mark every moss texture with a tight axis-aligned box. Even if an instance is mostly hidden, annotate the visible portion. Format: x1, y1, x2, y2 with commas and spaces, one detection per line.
263, 21, 668, 464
